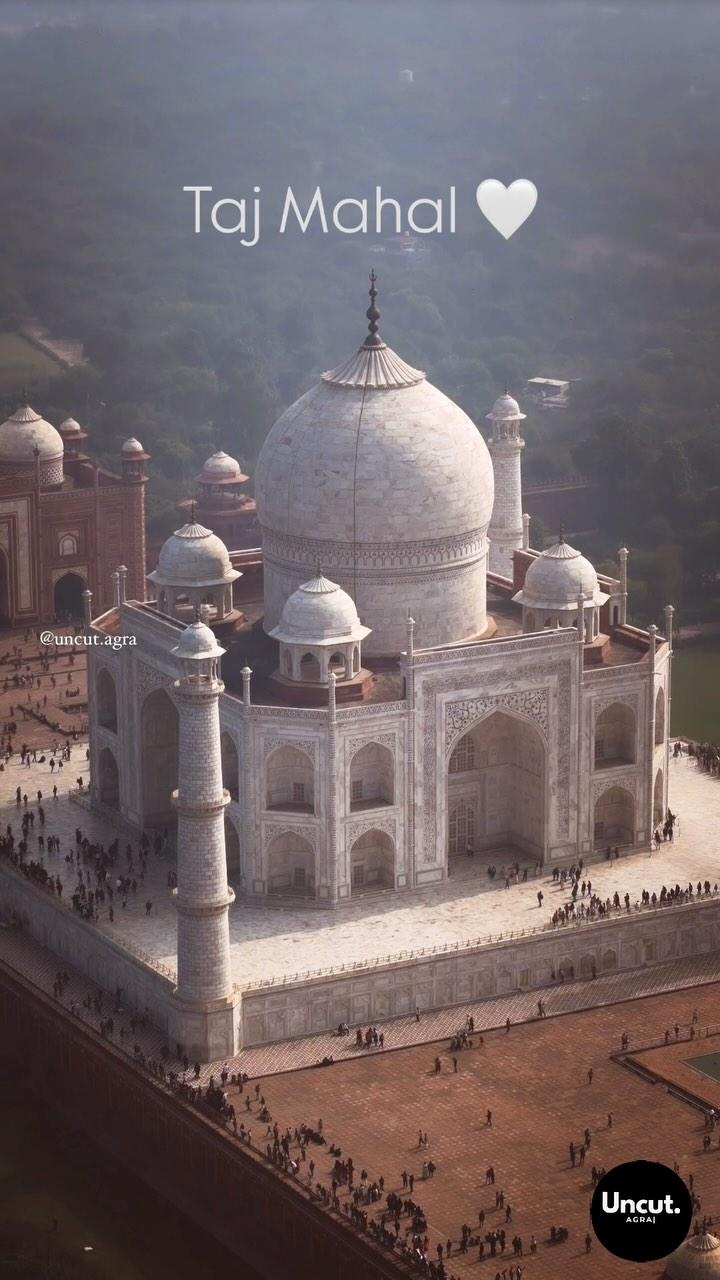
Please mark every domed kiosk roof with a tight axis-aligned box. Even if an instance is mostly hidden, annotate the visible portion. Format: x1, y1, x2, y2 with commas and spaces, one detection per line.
59, 416, 83, 436
487, 392, 526, 422
0, 404, 63, 463
122, 437, 146, 455
255, 275, 494, 551
513, 537, 609, 612
270, 572, 370, 647
197, 450, 248, 485
665, 1232, 720, 1279
172, 619, 225, 663
148, 521, 240, 589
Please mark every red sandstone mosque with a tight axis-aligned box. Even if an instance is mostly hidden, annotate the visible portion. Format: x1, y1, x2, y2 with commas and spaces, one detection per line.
0, 404, 149, 625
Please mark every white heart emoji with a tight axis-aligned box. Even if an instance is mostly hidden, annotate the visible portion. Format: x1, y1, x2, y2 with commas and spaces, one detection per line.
476, 179, 537, 239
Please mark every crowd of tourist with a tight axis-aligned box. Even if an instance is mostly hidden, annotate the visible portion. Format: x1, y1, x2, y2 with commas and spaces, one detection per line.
0, 628, 87, 742
677, 737, 720, 775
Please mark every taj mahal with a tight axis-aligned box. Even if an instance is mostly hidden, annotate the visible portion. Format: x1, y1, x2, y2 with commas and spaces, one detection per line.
1, 278, 680, 1062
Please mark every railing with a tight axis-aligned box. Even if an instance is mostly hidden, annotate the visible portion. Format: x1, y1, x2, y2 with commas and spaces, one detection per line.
241, 890, 720, 992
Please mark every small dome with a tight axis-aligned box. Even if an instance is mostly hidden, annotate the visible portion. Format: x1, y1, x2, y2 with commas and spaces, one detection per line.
172, 619, 225, 662
487, 392, 526, 422
122, 437, 145, 454
59, 416, 83, 436
0, 404, 63, 463
198, 450, 247, 484
513, 538, 608, 611
270, 572, 370, 646
665, 1232, 720, 1279
148, 522, 240, 589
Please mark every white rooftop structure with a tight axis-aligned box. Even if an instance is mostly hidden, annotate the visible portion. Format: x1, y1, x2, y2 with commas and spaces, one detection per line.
255, 272, 495, 654
665, 1233, 720, 1279
270, 572, 370, 647
0, 403, 64, 485
149, 521, 240, 590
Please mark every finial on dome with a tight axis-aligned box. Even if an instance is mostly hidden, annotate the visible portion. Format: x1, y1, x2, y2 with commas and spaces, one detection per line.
365, 269, 382, 348
20, 385, 28, 407
190, 499, 196, 523
504, 382, 509, 396
558, 523, 565, 544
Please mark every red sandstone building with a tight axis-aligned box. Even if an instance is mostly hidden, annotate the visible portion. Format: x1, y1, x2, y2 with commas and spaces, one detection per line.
0, 403, 148, 626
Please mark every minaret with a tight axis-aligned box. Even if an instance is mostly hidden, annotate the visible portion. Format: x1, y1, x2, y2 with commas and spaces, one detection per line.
119, 437, 150, 604
486, 390, 526, 578
170, 614, 237, 1060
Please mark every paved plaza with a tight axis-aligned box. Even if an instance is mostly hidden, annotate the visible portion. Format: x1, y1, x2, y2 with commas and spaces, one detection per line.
252, 983, 720, 1280
0, 625, 89, 751
0, 751, 718, 988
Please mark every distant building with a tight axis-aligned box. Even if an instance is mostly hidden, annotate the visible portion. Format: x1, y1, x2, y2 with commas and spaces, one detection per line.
526, 377, 570, 409
0, 405, 148, 625
176, 450, 259, 550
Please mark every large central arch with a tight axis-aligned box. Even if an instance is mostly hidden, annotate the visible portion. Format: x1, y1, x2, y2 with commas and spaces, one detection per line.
141, 688, 179, 829
447, 709, 546, 865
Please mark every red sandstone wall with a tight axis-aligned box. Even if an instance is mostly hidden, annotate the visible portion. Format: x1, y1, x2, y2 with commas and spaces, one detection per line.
0, 960, 407, 1280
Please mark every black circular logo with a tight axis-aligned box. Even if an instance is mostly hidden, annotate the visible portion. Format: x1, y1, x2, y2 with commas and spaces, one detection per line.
591, 1160, 692, 1262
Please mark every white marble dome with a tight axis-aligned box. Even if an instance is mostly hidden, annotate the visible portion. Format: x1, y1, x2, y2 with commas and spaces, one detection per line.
487, 392, 526, 422
514, 538, 608, 611
0, 404, 64, 478
59, 416, 83, 436
122, 437, 145, 454
173, 619, 225, 662
270, 572, 370, 646
665, 1233, 720, 1279
199, 450, 246, 484
148, 522, 240, 589
256, 284, 494, 653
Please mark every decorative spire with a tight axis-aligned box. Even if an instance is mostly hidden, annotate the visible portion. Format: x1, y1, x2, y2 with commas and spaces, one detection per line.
190, 499, 196, 523
315, 557, 322, 578
558, 523, 565, 544
364, 269, 382, 348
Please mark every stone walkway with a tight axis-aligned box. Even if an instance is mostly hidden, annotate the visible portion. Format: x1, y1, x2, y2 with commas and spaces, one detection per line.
2, 914, 720, 1080
0, 752, 718, 989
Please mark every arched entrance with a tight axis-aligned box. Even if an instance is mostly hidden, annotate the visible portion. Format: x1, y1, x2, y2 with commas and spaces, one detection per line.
594, 702, 636, 767
653, 768, 664, 826
141, 688, 179, 828
266, 831, 315, 898
96, 668, 117, 731
221, 732, 239, 801
655, 689, 666, 745
593, 786, 635, 850
447, 710, 546, 866
266, 746, 314, 812
349, 829, 395, 893
349, 741, 394, 810
98, 747, 119, 809
225, 816, 241, 881
54, 572, 86, 620
0, 549, 10, 624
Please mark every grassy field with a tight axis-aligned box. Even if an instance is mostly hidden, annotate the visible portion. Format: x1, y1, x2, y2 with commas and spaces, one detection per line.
0, 331, 62, 395
671, 640, 720, 742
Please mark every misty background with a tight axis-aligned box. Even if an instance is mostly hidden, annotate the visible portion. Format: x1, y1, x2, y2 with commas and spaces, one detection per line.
0, 0, 719, 627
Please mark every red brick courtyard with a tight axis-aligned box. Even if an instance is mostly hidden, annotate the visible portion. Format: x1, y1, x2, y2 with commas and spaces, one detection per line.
241, 984, 720, 1280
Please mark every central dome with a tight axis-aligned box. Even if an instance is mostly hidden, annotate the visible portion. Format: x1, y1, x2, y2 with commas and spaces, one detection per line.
255, 278, 494, 653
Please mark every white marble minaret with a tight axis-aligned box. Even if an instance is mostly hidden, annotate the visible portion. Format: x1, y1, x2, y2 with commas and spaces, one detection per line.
486, 390, 526, 578
170, 615, 238, 1060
